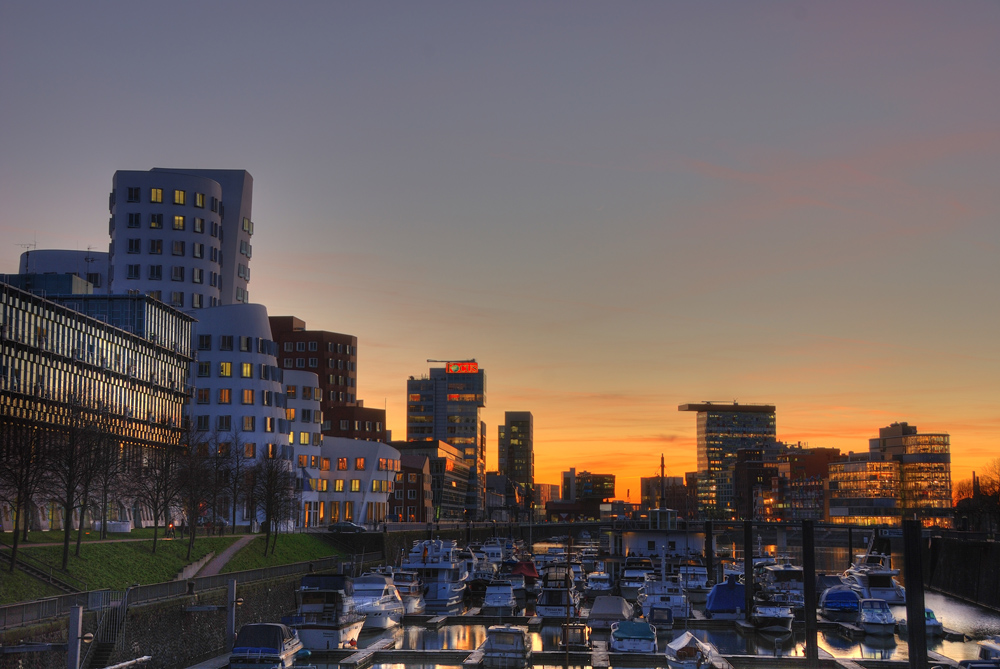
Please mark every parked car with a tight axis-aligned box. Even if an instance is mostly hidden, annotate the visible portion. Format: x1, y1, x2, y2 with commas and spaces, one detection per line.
328, 521, 366, 533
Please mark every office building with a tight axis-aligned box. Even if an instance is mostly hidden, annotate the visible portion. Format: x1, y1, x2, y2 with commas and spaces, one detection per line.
322, 438, 400, 526
268, 316, 386, 442
390, 439, 470, 521
678, 401, 777, 517
406, 361, 487, 518
0, 279, 192, 530
108, 168, 254, 309
285, 370, 328, 528
389, 454, 433, 523
498, 411, 533, 512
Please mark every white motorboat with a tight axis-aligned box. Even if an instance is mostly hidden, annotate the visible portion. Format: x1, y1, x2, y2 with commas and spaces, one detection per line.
618, 557, 655, 601
973, 635, 1000, 662
610, 620, 657, 653
665, 631, 714, 669
584, 571, 614, 599
677, 561, 710, 603
389, 568, 426, 615
354, 573, 405, 629
859, 598, 896, 636
229, 623, 306, 669
479, 624, 532, 669
401, 539, 468, 612
752, 603, 794, 634
843, 548, 906, 604
640, 575, 691, 620
482, 579, 520, 617
899, 607, 944, 637
283, 574, 365, 651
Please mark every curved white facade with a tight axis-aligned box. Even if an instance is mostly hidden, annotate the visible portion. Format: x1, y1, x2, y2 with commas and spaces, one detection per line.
19, 249, 110, 293
285, 369, 327, 528
109, 169, 253, 311
321, 438, 400, 526
189, 303, 286, 525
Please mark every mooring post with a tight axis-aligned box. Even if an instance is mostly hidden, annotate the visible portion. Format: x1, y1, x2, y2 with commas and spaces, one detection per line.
743, 519, 753, 619
705, 520, 714, 584
903, 520, 928, 669
802, 520, 818, 668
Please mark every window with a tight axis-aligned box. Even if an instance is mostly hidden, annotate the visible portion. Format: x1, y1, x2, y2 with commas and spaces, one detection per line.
196, 388, 209, 404
147, 289, 161, 300
173, 215, 185, 231
218, 388, 231, 404
242, 217, 253, 234
240, 362, 252, 378
239, 336, 252, 352
308, 358, 318, 368
192, 243, 204, 259
126, 238, 140, 254
173, 189, 185, 205
191, 293, 203, 308
127, 187, 141, 202
244, 443, 256, 458
321, 458, 330, 471
150, 214, 163, 229
196, 415, 209, 431
148, 265, 162, 281
298, 455, 308, 467
220, 336, 233, 351
243, 416, 255, 432
285, 408, 296, 421
192, 268, 203, 284
350, 480, 361, 492
218, 415, 231, 431
295, 358, 305, 368
197, 361, 210, 377
334, 480, 344, 492
149, 239, 162, 254
127, 213, 141, 228
337, 458, 348, 471
302, 410, 312, 423
286, 386, 297, 399
198, 334, 212, 350
299, 432, 309, 445
170, 291, 183, 307
150, 188, 163, 203
408, 473, 417, 484
408, 489, 417, 499
194, 192, 205, 208
219, 362, 232, 377
339, 420, 349, 431
242, 389, 254, 404
170, 266, 184, 282
355, 458, 366, 471
193, 217, 204, 233
264, 416, 275, 432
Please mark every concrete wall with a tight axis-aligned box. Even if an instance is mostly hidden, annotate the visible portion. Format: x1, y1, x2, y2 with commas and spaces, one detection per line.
927, 536, 1000, 610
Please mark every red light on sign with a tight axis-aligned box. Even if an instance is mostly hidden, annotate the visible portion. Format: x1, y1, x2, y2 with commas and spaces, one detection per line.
446, 362, 478, 374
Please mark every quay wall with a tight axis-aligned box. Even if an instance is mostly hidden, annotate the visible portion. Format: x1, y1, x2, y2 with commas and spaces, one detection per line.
926, 536, 1000, 610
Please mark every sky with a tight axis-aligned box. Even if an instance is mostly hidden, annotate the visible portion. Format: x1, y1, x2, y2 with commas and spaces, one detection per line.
2, 2, 998, 502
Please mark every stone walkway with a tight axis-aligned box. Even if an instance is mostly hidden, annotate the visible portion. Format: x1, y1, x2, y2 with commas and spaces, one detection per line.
196, 534, 259, 577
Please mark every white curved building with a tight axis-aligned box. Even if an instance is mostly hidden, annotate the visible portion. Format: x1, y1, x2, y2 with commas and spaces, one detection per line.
108, 169, 253, 310
284, 369, 328, 528
189, 303, 287, 526
321, 438, 400, 527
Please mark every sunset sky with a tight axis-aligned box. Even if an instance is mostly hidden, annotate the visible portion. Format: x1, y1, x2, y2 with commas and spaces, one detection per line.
2, 2, 998, 501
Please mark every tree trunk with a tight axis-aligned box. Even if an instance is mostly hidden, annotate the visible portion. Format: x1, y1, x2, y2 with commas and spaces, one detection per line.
9, 501, 22, 573
61, 500, 73, 571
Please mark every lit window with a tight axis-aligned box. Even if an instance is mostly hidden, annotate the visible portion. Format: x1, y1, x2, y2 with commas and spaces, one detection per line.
299, 432, 309, 445
150, 214, 163, 229
173, 215, 185, 231
337, 458, 348, 471
298, 455, 308, 467
243, 416, 255, 432
334, 480, 344, 492
350, 480, 360, 492
150, 188, 163, 203
219, 388, 231, 404
173, 190, 185, 205
242, 389, 254, 404
244, 443, 256, 458
219, 362, 232, 377
286, 386, 297, 399
241, 362, 252, 378
355, 458, 366, 471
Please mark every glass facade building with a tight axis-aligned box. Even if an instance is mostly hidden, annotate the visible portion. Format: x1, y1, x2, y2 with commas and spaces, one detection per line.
498, 411, 533, 512
406, 363, 486, 518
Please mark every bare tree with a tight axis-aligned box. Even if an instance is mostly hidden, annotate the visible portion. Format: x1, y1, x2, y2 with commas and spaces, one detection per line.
176, 432, 213, 560
128, 445, 182, 553
45, 402, 95, 571
252, 449, 296, 555
91, 413, 127, 540
222, 428, 252, 530
980, 458, 1000, 497
0, 419, 48, 571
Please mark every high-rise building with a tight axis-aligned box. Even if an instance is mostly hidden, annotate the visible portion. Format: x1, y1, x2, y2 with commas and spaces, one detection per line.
498, 411, 533, 513
268, 316, 386, 443
108, 169, 254, 309
406, 361, 486, 518
678, 402, 776, 517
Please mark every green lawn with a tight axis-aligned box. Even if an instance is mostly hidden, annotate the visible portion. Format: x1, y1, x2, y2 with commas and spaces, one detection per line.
9, 536, 238, 591
221, 533, 342, 573
4, 526, 242, 544
0, 568, 64, 605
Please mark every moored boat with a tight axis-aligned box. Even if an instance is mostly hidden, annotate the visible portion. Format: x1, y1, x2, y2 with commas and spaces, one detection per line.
282, 574, 365, 651
752, 603, 794, 634
586, 595, 633, 631
400, 539, 468, 613
859, 598, 895, 636
229, 623, 306, 669
389, 568, 426, 615
482, 579, 520, 617
479, 624, 532, 669
610, 619, 657, 653
353, 573, 405, 629
665, 631, 714, 669
704, 574, 746, 620
819, 584, 861, 622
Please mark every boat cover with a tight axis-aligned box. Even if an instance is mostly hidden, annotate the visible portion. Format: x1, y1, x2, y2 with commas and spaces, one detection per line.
667, 631, 710, 656
612, 620, 656, 640
512, 561, 539, 579
821, 585, 860, 610
233, 623, 296, 654
588, 596, 633, 622
705, 575, 745, 614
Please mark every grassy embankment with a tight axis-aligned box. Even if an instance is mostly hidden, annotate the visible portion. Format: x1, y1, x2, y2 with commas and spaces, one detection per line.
0, 530, 344, 605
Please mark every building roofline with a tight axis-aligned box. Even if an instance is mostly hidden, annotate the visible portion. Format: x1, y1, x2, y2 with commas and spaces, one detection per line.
678, 402, 775, 413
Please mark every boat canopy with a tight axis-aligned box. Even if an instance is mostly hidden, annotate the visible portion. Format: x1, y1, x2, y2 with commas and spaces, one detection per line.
233, 623, 296, 654
589, 596, 633, 621
667, 631, 710, 657
705, 575, 745, 614
612, 620, 656, 640
821, 585, 860, 609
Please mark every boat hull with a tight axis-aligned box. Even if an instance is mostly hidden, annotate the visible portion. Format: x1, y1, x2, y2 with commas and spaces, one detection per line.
295, 620, 365, 651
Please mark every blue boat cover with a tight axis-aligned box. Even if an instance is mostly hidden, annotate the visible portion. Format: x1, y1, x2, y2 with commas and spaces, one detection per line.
613, 620, 656, 640
705, 575, 745, 614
